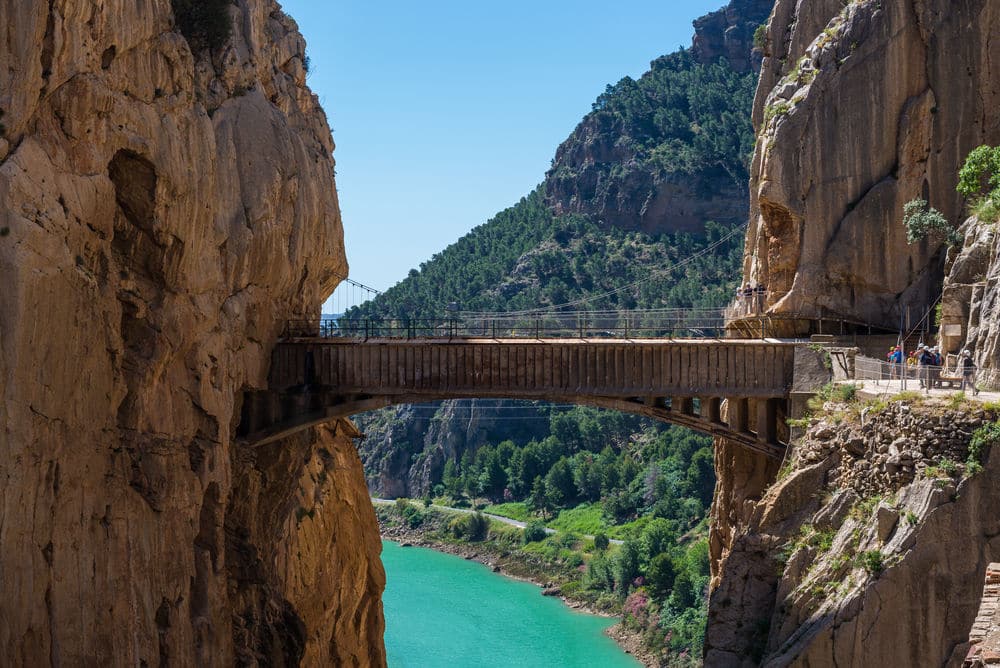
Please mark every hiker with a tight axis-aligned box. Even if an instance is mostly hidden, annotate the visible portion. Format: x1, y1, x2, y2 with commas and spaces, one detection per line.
887, 345, 903, 380
961, 349, 978, 395
918, 345, 935, 390
931, 346, 943, 387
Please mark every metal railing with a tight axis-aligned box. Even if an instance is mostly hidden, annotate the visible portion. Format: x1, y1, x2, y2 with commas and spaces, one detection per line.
282, 309, 730, 340
854, 355, 979, 393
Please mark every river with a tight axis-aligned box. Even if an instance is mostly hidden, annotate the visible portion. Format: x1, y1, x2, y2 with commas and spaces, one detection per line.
381, 540, 640, 667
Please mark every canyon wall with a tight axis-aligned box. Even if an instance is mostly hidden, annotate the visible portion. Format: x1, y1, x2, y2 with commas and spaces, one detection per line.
0, 0, 384, 664
740, 0, 1000, 333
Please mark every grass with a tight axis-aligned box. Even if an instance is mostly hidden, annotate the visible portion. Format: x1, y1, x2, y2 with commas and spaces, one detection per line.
547, 503, 609, 536
482, 502, 531, 522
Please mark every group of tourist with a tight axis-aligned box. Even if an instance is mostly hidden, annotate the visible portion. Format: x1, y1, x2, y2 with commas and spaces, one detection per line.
733, 284, 767, 315
886, 344, 978, 394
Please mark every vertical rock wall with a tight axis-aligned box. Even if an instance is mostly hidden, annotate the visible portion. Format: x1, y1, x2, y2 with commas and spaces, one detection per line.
0, 0, 385, 664
740, 0, 1000, 333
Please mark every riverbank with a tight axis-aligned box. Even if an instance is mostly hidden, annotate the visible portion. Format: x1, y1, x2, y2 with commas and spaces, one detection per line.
377, 506, 661, 667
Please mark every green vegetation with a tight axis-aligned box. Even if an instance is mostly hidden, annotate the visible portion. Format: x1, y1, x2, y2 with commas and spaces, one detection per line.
523, 521, 548, 543
903, 198, 961, 246
958, 145, 1000, 222
967, 421, 1000, 474
551, 49, 758, 197
170, 0, 232, 51
753, 24, 769, 51
857, 549, 884, 576
347, 189, 742, 317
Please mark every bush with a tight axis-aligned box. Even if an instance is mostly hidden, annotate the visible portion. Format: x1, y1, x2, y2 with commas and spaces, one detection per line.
858, 549, 884, 575
464, 512, 489, 541
593, 532, 610, 551
171, 0, 232, 51
753, 24, 768, 50
523, 520, 548, 543
958, 145, 1000, 222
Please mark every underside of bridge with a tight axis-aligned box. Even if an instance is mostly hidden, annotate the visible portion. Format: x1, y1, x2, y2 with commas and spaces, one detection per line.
238, 338, 806, 459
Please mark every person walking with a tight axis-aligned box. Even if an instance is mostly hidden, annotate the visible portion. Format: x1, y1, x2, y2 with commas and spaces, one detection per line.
961, 349, 978, 395
918, 345, 934, 391
888, 345, 903, 382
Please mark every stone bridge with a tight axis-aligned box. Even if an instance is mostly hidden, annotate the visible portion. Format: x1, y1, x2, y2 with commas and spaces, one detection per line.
239, 338, 803, 458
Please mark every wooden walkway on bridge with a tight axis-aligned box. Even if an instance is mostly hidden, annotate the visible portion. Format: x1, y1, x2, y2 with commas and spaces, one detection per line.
239, 337, 802, 457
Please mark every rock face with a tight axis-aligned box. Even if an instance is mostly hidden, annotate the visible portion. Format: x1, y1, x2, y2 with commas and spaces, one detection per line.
740, 0, 1000, 334
0, 1, 385, 665
543, 0, 773, 235
707, 402, 999, 666
942, 216, 1000, 384
691, 0, 773, 73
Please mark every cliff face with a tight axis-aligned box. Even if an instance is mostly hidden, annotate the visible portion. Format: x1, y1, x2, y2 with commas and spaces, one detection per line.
0, 1, 384, 665
740, 0, 1000, 333
942, 216, 1000, 380
707, 401, 998, 666
691, 0, 774, 73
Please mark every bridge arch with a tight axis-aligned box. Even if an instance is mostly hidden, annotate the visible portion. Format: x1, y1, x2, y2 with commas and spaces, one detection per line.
238, 338, 797, 458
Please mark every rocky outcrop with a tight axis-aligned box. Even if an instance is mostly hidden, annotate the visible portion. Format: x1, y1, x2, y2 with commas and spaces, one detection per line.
0, 1, 384, 665
740, 0, 1000, 334
706, 400, 998, 666
941, 216, 1000, 386
543, 0, 773, 235
691, 0, 773, 73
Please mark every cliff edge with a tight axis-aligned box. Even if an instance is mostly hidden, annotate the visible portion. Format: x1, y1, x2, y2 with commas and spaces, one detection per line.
0, 0, 384, 664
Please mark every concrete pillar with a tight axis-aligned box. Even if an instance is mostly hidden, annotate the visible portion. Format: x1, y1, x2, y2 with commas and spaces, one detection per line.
727, 397, 749, 433
757, 398, 778, 445
703, 397, 722, 424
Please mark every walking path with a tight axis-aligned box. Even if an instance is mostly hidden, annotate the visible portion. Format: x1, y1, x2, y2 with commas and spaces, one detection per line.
371, 498, 623, 544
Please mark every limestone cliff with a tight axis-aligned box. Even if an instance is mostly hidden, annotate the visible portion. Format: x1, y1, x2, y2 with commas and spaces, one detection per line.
942, 216, 1000, 383
707, 399, 998, 666
0, 1, 384, 665
740, 0, 1000, 334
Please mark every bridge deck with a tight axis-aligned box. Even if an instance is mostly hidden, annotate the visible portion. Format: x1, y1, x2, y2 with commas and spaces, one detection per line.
271, 338, 796, 399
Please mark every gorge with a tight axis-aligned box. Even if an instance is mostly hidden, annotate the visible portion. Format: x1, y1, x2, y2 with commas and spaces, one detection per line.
5, 0, 1000, 666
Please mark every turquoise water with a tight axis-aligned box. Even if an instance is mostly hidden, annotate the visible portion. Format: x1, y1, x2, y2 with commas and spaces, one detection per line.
381, 540, 639, 668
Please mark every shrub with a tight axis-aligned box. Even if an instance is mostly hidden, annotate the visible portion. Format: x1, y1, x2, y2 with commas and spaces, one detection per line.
171, 0, 232, 51
753, 24, 768, 50
523, 520, 547, 543
593, 532, 610, 551
464, 512, 489, 541
903, 199, 961, 246
968, 422, 1000, 469
858, 549, 884, 575
958, 145, 1000, 222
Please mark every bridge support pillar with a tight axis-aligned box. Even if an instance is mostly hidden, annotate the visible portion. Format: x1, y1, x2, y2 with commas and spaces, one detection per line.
757, 398, 779, 445
702, 397, 722, 424
727, 397, 749, 434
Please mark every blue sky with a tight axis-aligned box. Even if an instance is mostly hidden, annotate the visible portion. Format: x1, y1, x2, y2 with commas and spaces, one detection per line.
277, 1, 724, 306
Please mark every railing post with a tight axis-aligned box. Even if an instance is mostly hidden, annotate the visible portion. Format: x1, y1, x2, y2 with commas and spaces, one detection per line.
535, 319, 540, 339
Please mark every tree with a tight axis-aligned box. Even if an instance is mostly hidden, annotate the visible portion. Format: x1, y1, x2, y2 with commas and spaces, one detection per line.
593, 532, 610, 551
545, 457, 577, 507
478, 450, 507, 501
641, 518, 677, 562
442, 459, 462, 498
528, 476, 550, 515
646, 553, 678, 602
903, 199, 960, 246
614, 539, 642, 596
